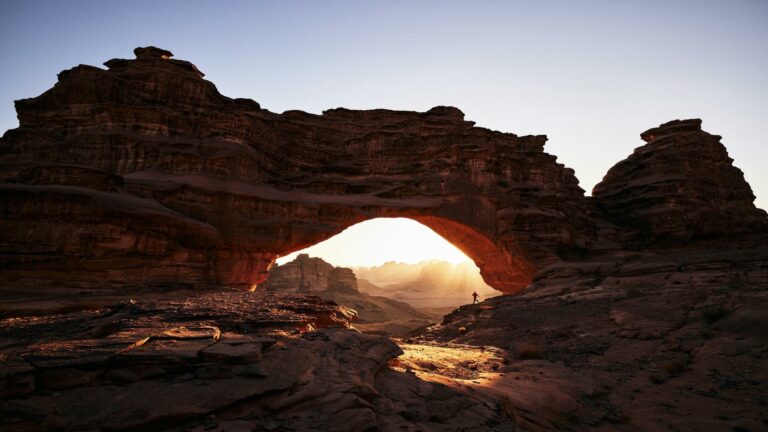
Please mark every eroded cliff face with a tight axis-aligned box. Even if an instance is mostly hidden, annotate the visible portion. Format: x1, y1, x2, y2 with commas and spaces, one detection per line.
593, 119, 767, 243
0, 47, 766, 297
0, 46, 596, 295
261, 254, 359, 294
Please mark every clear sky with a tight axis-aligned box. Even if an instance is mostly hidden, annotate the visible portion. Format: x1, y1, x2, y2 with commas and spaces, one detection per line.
276, 218, 471, 267
1, 0, 766, 213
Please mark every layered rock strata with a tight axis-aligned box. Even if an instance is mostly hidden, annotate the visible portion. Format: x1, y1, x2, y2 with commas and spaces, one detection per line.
1, 47, 765, 296
415, 236, 768, 431
0, 47, 598, 295
593, 119, 767, 243
261, 254, 359, 294
0, 46, 767, 432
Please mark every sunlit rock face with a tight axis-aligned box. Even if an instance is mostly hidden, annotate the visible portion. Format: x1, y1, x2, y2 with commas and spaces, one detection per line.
0, 47, 765, 296
0, 47, 595, 294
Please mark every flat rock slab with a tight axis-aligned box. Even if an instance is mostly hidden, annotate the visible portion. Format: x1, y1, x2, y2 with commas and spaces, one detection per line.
200, 341, 264, 364
160, 325, 221, 340
116, 338, 215, 364
22, 339, 136, 368
4, 375, 295, 431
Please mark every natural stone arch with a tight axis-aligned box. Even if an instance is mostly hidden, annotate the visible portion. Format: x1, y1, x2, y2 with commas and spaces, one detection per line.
265, 214, 536, 294
0, 47, 596, 295
408, 216, 536, 293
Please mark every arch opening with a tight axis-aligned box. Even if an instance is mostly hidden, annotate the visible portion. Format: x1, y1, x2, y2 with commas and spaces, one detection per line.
259, 217, 515, 335
259, 216, 537, 301
260, 213, 537, 294
275, 217, 475, 268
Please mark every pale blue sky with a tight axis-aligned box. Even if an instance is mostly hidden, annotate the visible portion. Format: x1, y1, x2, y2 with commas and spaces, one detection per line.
1, 0, 766, 209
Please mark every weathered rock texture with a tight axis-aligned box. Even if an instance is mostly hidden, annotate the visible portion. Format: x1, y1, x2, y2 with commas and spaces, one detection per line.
261, 254, 359, 294
0, 290, 513, 431
0, 46, 765, 297
593, 119, 767, 243
1, 47, 765, 296
416, 236, 768, 431
1, 47, 768, 432
0, 46, 600, 295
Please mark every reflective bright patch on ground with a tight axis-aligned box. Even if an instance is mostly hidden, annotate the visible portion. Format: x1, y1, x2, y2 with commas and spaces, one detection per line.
390, 342, 505, 383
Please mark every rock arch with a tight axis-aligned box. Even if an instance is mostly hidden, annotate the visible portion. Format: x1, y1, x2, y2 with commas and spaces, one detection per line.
271, 214, 539, 294
0, 47, 598, 295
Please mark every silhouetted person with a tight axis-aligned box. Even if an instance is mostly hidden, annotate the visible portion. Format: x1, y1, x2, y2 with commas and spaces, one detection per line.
472, 291, 479, 304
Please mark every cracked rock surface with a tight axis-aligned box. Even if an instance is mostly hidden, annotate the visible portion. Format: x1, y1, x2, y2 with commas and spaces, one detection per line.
0, 291, 515, 431
414, 238, 768, 431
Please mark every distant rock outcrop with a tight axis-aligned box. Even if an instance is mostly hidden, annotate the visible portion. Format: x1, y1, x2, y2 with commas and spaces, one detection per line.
593, 119, 768, 243
261, 255, 440, 335
260, 254, 359, 294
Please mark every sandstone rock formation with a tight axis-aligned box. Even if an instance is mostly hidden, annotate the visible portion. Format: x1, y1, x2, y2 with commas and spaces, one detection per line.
593, 119, 768, 243
1, 47, 764, 295
261, 254, 359, 294
415, 235, 768, 431
0, 47, 598, 295
1, 46, 767, 432
1, 47, 764, 298
262, 255, 441, 335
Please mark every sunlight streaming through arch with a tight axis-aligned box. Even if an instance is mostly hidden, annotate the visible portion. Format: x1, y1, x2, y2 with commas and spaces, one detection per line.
276, 218, 472, 267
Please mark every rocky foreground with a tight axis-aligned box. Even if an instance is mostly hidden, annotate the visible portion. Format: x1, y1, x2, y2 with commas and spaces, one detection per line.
0, 291, 515, 432
2, 236, 765, 431
415, 237, 768, 431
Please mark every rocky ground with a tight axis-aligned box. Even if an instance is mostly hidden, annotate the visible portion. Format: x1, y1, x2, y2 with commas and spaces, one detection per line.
320, 290, 442, 337
2, 236, 765, 431
413, 237, 768, 431
0, 290, 516, 432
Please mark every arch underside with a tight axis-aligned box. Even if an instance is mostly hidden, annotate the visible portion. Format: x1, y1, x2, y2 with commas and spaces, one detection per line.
251, 204, 549, 295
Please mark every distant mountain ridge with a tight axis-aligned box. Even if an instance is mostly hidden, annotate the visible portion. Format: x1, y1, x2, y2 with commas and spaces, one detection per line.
261, 254, 359, 294
353, 260, 499, 308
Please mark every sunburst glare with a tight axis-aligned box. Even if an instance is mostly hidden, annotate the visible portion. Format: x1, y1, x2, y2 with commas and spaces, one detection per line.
276, 218, 471, 267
